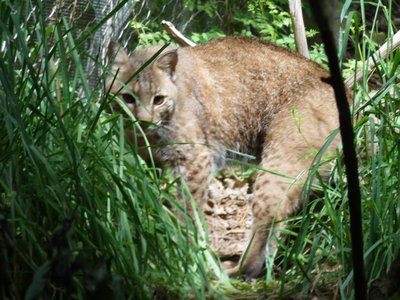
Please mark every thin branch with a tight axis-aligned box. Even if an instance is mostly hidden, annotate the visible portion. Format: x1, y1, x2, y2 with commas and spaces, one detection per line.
289, 0, 309, 58
345, 30, 400, 89
161, 20, 196, 47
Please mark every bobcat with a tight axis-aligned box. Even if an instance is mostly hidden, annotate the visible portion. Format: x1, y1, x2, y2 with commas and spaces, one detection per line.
106, 37, 340, 278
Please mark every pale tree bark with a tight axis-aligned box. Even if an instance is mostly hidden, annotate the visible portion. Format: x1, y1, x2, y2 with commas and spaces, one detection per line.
288, 0, 309, 58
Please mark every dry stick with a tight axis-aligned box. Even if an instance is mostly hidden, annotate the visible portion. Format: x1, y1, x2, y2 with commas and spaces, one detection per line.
288, 0, 309, 58
345, 30, 400, 89
161, 20, 196, 47
308, 1, 367, 299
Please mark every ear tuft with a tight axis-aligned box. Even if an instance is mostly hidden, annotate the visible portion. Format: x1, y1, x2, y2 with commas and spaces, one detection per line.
155, 50, 178, 76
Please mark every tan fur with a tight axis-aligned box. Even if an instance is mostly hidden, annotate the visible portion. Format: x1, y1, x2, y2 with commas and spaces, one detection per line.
106, 37, 341, 278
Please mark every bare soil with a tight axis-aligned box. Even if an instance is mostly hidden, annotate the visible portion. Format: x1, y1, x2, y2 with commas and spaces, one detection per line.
204, 174, 253, 259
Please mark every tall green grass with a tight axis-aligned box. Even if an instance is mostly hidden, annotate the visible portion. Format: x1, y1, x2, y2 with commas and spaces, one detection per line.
1, 0, 399, 299
0, 1, 227, 299
349, 0, 400, 292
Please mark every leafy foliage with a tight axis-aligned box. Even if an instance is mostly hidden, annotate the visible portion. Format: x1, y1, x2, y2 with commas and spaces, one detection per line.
131, 0, 317, 50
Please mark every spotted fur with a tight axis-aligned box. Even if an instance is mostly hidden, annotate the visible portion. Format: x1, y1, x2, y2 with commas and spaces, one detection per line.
106, 37, 342, 278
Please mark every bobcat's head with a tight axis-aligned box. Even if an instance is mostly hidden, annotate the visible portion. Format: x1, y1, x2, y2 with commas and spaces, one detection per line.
106, 44, 178, 132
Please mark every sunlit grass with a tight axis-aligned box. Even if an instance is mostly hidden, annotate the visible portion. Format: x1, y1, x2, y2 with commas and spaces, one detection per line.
0, 0, 399, 299
0, 1, 226, 299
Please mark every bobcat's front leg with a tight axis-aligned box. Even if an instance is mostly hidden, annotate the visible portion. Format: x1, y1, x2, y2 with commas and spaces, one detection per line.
173, 144, 214, 212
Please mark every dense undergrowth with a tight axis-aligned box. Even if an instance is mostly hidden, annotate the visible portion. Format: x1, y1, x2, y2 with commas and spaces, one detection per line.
0, 0, 399, 299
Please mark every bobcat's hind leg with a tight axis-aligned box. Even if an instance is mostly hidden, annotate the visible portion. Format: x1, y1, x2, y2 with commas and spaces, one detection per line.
226, 141, 313, 278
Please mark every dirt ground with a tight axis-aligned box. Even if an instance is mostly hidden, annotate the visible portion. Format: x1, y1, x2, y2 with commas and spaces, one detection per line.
204, 173, 254, 260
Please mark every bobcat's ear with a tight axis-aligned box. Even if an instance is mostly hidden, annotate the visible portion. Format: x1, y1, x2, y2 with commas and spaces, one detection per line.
155, 50, 178, 77
106, 42, 131, 93
108, 41, 129, 71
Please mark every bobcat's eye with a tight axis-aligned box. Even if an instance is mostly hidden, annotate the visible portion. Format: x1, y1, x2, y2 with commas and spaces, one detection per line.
153, 95, 166, 106
121, 93, 137, 104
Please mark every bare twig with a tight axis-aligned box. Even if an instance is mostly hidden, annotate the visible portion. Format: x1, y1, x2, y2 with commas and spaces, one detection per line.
289, 0, 309, 58
161, 20, 196, 47
345, 30, 400, 89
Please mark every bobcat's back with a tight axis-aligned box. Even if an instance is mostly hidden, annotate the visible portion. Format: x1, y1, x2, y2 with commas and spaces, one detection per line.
170, 37, 337, 156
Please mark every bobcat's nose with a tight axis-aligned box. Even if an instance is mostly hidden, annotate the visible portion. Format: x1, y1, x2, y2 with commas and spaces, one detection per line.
136, 108, 153, 123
